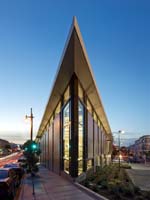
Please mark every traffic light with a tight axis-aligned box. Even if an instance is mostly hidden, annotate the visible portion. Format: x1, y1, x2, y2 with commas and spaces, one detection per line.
31, 143, 37, 150
23, 141, 38, 153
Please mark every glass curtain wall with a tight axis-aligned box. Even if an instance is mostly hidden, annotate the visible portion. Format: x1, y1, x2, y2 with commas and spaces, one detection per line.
63, 101, 71, 174
78, 100, 84, 175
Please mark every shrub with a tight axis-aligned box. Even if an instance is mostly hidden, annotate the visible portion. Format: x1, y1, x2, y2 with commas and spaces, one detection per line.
107, 180, 118, 194
120, 163, 132, 169
134, 186, 140, 193
122, 184, 134, 197
92, 185, 100, 192
143, 191, 150, 200
100, 180, 108, 189
82, 180, 89, 187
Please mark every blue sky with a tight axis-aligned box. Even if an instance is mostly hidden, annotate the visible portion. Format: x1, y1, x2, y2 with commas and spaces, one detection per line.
0, 0, 149, 144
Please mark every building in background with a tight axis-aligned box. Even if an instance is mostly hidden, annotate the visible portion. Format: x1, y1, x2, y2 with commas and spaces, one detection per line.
135, 135, 150, 155
0, 138, 10, 155
128, 135, 150, 162
36, 17, 112, 178
0, 138, 9, 149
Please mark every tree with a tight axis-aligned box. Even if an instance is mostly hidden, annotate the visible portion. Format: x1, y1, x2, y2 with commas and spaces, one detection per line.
5, 144, 11, 150
23, 140, 41, 174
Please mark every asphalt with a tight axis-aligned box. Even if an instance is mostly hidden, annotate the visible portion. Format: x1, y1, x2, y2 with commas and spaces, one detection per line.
126, 163, 150, 191
18, 166, 102, 200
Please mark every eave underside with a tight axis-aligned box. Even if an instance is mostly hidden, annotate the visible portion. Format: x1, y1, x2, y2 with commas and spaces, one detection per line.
37, 24, 111, 140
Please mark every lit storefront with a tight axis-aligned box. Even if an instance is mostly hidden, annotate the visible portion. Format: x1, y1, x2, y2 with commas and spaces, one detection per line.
36, 17, 112, 178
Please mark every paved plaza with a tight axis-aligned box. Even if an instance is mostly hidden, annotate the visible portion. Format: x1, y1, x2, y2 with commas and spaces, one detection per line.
127, 163, 150, 191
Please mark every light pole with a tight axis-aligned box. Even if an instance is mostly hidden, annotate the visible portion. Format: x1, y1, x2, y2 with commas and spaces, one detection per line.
118, 130, 124, 171
25, 108, 34, 141
25, 108, 35, 196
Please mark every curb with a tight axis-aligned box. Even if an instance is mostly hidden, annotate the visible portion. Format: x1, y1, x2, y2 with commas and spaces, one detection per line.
16, 174, 27, 200
74, 182, 109, 200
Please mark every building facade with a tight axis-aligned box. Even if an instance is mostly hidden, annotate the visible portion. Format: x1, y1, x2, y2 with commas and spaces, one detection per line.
36, 17, 112, 178
129, 135, 150, 156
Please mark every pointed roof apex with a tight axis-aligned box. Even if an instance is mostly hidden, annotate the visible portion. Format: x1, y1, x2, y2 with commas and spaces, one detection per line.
73, 16, 77, 26
36, 18, 111, 138
71, 16, 80, 32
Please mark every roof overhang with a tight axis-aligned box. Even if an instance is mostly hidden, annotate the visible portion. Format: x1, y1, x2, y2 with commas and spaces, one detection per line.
36, 17, 111, 140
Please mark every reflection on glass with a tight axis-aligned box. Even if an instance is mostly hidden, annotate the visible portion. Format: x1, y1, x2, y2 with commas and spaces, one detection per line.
87, 159, 92, 170
78, 101, 84, 175
63, 102, 71, 174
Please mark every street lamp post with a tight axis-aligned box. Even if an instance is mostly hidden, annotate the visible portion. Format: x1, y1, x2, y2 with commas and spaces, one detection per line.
118, 130, 124, 171
25, 108, 35, 196
25, 108, 34, 141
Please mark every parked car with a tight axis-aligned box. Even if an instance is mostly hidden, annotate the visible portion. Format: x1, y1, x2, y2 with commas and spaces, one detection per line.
18, 157, 27, 168
3, 163, 24, 186
112, 158, 125, 163
0, 168, 17, 199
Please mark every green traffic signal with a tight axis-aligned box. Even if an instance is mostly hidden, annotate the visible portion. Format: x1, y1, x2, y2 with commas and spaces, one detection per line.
32, 143, 37, 150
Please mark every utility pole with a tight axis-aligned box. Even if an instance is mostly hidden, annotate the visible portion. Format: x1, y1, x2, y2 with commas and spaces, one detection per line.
25, 108, 34, 141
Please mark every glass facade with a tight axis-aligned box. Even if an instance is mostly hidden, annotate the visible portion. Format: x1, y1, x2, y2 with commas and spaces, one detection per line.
39, 79, 111, 177
78, 100, 84, 175
63, 101, 71, 173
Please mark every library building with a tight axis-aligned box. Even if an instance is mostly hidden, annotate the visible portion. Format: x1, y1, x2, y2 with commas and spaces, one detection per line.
36, 17, 112, 178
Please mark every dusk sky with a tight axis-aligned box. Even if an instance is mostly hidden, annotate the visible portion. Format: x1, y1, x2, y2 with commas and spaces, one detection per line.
0, 0, 149, 144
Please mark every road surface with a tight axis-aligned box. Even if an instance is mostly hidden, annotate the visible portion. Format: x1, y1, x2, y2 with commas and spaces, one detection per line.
0, 152, 23, 167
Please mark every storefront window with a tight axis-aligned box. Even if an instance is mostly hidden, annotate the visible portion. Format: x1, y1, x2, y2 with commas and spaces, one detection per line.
63, 101, 71, 174
78, 100, 84, 175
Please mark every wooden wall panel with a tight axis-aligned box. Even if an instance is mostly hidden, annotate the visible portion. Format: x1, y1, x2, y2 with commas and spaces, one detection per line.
98, 126, 102, 156
53, 114, 60, 174
94, 122, 98, 156
48, 124, 53, 171
40, 137, 43, 164
87, 112, 93, 158
45, 131, 49, 168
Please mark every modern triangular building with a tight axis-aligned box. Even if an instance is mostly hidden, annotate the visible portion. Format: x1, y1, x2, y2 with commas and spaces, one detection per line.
36, 17, 112, 178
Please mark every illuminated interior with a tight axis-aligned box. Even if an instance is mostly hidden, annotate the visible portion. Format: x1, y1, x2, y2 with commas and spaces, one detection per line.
63, 102, 71, 173
87, 159, 92, 170
78, 100, 84, 175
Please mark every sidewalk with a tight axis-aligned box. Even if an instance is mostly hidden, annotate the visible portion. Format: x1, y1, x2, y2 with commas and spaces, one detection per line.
18, 166, 102, 200
126, 163, 150, 191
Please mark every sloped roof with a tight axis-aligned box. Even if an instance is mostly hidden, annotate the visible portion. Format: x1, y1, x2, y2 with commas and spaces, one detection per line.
36, 17, 111, 140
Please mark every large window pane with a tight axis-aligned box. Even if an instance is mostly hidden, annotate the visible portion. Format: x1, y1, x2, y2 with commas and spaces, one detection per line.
78, 100, 84, 175
63, 101, 71, 174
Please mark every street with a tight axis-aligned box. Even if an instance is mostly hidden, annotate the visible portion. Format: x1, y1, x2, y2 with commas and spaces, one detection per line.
0, 152, 23, 167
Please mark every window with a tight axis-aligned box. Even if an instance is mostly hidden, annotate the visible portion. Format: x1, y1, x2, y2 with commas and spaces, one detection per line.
78, 100, 84, 175
63, 101, 71, 174
87, 159, 92, 170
